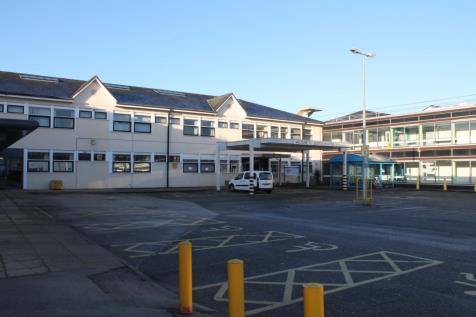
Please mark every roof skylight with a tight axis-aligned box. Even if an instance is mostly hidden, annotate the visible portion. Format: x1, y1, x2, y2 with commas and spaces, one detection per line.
104, 83, 130, 91
154, 89, 186, 97
19, 73, 59, 83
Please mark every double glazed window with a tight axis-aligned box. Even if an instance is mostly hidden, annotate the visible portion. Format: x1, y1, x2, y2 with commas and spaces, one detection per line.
79, 110, 93, 119
183, 159, 199, 173
201, 120, 215, 137
54, 109, 75, 129
200, 160, 215, 173
271, 126, 279, 138
184, 119, 199, 136
94, 111, 107, 120
29, 107, 51, 127
134, 115, 151, 133
218, 121, 228, 128
27, 152, 49, 172
291, 128, 301, 140
256, 125, 268, 138
303, 129, 312, 140
155, 116, 167, 124
134, 154, 151, 172
7, 104, 24, 114
169, 117, 181, 125
53, 152, 74, 172
113, 113, 131, 132
280, 127, 288, 139
242, 123, 254, 139
113, 154, 131, 172
78, 152, 92, 161
230, 121, 239, 129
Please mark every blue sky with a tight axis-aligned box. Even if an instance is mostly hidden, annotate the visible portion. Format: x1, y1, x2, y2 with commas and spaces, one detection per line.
1, 0, 475, 120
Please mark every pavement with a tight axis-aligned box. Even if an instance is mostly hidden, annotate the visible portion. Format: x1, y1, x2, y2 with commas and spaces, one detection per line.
2, 188, 476, 316
0, 191, 193, 317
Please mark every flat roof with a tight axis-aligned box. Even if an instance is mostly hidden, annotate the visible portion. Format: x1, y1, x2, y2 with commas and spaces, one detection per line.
222, 138, 348, 152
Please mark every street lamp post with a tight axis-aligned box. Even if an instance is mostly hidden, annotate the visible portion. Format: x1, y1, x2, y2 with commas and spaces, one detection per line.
350, 48, 375, 204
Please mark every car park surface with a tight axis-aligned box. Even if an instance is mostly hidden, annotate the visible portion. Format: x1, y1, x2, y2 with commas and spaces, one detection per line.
27, 188, 476, 316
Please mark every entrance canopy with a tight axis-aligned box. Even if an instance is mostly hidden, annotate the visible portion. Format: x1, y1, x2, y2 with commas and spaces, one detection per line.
0, 118, 38, 151
215, 138, 348, 191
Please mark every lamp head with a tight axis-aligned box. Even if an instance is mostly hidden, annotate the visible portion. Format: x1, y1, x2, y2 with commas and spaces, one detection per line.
350, 48, 359, 54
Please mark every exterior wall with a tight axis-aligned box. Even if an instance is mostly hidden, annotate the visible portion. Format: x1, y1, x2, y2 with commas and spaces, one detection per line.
1, 84, 323, 189
323, 106, 476, 185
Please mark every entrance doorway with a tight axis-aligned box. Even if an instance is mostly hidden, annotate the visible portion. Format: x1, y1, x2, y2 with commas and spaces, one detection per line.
241, 157, 270, 172
0, 149, 23, 189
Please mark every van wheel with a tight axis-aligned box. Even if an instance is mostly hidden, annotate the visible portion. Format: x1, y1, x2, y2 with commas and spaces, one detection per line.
229, 184, 235, 192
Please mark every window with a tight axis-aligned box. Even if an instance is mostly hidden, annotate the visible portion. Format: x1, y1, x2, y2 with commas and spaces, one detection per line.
256, 125, 268, 138
184, 119, 199, 136
455, 121, 470, 144
183, 159, 198, 173
54, 108, 75, 129
27, 152, 49, 172
303, 129, 312, 140
53, 152, 74, 172
155, 116, 167, 124
200, 160, 215, 173
94, 111, 107, 120
0, 104, 3, 112
94, 153, 106, 161
331, 131, 342, 143
230, 121, 239, 129
201, 120, 215, 137
218, 121, 228, 128
169, 117, 180, 125
113, 113, 131, 132
134, 115, 151, 133
242, 123, 254, 139
291, 128, 301, 140
230, 160, 239, 173
220, 160, 228, 173
79, 110, 93, 119
323, 132, 331, 142
28, 106, 51, 127
435, 122, 451, 143
353, 130, 363, 145
134, 154, 151, 173
280, 127, 288, 139
344, 132, 353, 144
154, 155, 167, 162
78, 152, 91, 161
113, 154, 131, 172
422, 124, 435, 145
271, 126, 279, 138
7, 104, 24, 114
169, 155, 180, 163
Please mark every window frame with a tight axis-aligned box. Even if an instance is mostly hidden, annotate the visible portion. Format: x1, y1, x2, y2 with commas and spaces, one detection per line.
28, 106, 51, 128
112, 154, 131, 173
7, 104, 24, 114
78, 152, 92, 161
200, 119, 215, 137
94, 111, 107, 120
200, 159, 215, 173
133, 154, 151, 173
133, 114, 152, 133
53, 108, 75, 129
218, 120, 229, 129
113, 113, 132, 132
27, 151, 50, 173
52, 152, 74, 172
183, 159, 199, 173
183, 118, 199, 136
79, 110, 93, 119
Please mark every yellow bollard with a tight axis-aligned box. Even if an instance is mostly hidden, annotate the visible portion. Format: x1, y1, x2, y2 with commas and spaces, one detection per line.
304, 283, 324, 317
443, 178, 447, 191
227, 259, 245, 317
179, 241, 193, 314
416, 177, 420, 191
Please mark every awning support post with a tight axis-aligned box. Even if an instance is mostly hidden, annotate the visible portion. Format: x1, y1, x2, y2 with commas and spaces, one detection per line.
249, 141, 255, 195
215, 143, 222, 192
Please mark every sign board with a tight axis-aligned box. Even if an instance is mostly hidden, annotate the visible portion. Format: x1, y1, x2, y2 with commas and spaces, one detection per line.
361, 145, 370, 158
284, 166, 300, 177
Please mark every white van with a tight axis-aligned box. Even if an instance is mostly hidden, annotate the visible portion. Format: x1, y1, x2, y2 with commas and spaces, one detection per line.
228, 171, 273, 193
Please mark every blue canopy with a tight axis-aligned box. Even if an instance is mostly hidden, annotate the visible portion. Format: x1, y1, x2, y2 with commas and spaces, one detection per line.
328, 153, 395, 164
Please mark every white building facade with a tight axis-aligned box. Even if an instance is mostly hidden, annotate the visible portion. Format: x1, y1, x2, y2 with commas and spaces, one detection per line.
0, 71, 324, 189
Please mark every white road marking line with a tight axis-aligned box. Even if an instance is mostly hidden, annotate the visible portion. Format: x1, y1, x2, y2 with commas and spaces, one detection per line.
114, 231, 304, 258
455, 272, 476, 296
81, 217, 226, 231
194, 251, 442, 316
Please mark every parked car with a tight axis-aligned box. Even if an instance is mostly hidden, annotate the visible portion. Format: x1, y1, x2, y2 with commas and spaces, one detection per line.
228, 171, 273, 193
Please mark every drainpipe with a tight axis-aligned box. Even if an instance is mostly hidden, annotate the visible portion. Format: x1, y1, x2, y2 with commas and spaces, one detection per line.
166, 109, 171, 188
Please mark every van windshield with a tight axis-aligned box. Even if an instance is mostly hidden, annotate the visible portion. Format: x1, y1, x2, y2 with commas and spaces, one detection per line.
259, 172, 272, 180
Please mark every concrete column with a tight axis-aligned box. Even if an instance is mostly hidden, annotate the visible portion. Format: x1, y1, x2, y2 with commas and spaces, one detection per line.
305, 151, 310, 188
215, 143, 221, 192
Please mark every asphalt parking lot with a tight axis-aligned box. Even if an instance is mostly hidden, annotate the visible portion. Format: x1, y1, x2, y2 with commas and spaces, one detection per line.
28, 188, 476, 316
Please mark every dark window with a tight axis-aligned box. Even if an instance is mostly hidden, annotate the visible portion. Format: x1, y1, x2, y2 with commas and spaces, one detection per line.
434, 113, 451, 119
169, 117, 180, 125
256, 125, 268, 138
28, 106, 51, 127
94, 111, 107, 119
113, 113, 131, 132
201, 120, 215, 137
184, 119, 199, 136
53, 152, 74, 172
218, 121, 228, 128
7, 104, 24, 113
420, 150, 451, 157
230, 121, 239, 129
154, 155, 167, 162
242, 123, 254, 139
133, 154, 151, 173
452, 111, 471, 117
134, 115, 151, 133
78, 152, 91, 161
453, 149, 470, 156
0, 104, 3, 112
113, 154, 131, 172
27, 152, 49, 172
303, 129, 312, 140
155, 116, 167, 124
280, 127, 288, 139
271, 126, 279, 138
168, 155, 180, 163
291, 128, 301, 139
54, 108, 75, 129
94, 153, 106, 161
200, 160, 215, 173
183, 159, 198, 173
79, 110, 93, 118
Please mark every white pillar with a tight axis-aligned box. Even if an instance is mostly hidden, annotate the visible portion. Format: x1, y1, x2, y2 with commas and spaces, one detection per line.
249, 141, 254, 175
215, 143, 221, 192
